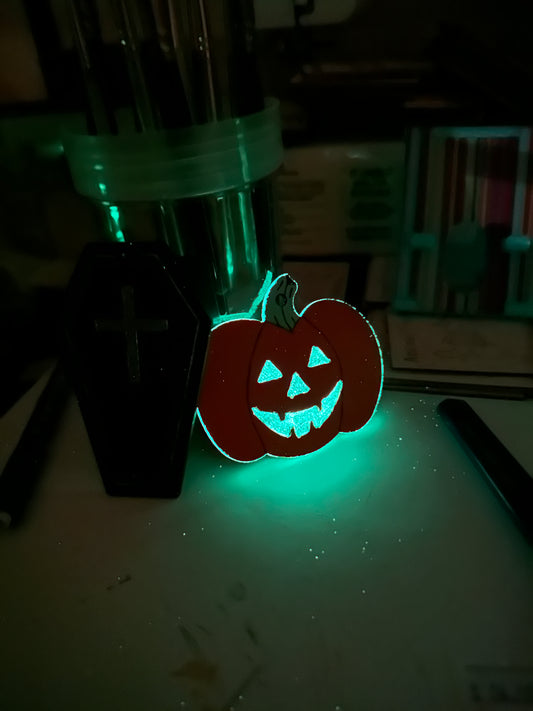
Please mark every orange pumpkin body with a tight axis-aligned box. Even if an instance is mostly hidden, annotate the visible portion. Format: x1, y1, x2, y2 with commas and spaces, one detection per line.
198, 292, 382, 462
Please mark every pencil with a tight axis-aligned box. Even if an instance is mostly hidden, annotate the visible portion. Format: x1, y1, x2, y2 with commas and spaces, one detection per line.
0, 365, 70, 528
438, 398, 533, 543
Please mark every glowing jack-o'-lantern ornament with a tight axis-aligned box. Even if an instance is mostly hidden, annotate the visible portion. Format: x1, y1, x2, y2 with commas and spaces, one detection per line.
197, 274, 383, 462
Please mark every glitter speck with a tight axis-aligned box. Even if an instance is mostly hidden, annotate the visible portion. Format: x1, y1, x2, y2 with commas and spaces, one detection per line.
398, 436, 403, 441
361, 589, 366, 594
182, 532, 186, 536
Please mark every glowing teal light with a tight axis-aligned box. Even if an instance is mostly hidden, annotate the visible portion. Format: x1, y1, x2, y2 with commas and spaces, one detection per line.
287, 372, 310, 398
252, 380, 343, 439
212, 311, 252, 324
212, 270, 273, 326
40, 141, 64, 158
247, 270, 272, 318
98, 181, 108, 196
217, 195, 235, 282
107, 204, 125, 242
224, 233, 234, 280
238, 190, 259, 276
222, 421, 383, 505
258, 359, 283, 383
308, 345, 331, 368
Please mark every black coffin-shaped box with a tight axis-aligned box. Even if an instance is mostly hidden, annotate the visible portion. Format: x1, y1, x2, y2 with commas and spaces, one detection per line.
64, 242, 211, 497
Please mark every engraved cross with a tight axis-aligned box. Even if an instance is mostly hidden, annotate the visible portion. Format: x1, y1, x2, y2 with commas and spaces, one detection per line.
95, 285, 168, 384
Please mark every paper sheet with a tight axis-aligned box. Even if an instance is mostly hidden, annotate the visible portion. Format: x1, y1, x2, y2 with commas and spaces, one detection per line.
387, 313, 533, 375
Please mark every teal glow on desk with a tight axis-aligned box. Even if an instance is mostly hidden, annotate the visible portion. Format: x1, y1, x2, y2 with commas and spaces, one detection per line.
0, 382, 532, 711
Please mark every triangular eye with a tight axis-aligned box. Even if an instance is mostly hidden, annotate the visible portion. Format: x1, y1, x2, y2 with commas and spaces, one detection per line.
308, 345, 331, 368
257, 359, 283, 383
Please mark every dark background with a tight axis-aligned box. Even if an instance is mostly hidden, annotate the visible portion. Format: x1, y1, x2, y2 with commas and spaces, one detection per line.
1, 0, 532, 413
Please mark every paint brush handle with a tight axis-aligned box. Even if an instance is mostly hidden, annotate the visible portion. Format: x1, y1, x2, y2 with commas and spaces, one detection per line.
438, 398, 533, 543
0, 366, 70, 528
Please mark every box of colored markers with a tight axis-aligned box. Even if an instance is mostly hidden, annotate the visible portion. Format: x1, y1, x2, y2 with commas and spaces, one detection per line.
395, 126, 533, 318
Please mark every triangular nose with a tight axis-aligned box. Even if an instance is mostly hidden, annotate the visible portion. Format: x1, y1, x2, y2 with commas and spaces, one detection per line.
287, 372, 310, 399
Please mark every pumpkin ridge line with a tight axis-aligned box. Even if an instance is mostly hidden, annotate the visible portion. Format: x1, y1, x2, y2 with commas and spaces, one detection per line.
245, 322, 269, 458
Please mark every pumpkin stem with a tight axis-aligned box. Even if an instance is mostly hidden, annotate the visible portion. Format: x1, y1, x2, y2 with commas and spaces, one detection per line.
263, 274, 300, 331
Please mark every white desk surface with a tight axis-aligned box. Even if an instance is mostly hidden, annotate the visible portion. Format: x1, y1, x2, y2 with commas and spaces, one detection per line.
1, 379, 532, 711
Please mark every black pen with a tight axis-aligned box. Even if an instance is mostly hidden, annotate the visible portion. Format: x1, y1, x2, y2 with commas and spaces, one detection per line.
437, 398, 533, 543
0, 365, 69, 528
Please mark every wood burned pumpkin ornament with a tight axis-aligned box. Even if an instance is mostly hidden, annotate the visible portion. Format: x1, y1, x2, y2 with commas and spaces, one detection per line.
197, 274, 383, 462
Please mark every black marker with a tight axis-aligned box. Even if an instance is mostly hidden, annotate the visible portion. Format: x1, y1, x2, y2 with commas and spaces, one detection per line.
0, 365, 69, 528
437, 398, 533, 543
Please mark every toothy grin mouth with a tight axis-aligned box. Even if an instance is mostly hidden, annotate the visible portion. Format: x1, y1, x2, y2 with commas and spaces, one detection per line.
251, 380, 343, 439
